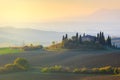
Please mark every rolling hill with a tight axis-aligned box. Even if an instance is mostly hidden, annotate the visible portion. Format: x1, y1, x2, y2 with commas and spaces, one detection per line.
0, 27, 75, 47
0, 49, 120, 68
0, 27, 120, 48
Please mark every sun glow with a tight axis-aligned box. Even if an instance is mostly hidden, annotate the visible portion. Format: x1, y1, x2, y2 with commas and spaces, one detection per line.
0, 0, 119, 23
0, 0, 119, 31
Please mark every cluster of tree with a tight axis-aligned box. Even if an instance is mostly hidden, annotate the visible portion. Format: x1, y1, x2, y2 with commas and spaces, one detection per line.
0, 58, 30, 73
96, 32, 112, 47
22, 44, 43, 51
62, 32, 113, 49
11, 43, 43, 51
40, 65, 120, 74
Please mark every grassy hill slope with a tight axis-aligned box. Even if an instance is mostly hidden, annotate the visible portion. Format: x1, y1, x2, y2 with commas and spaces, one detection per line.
0, 72, 120, 80
0, 49, 120, 68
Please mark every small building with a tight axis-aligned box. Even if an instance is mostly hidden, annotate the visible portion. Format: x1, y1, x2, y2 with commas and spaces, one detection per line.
82, 35, 96, 42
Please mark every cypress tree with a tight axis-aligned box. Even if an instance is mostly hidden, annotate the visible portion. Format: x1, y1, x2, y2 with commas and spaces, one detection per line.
76, 32, 79, 44
101, 32, 105, 45
64, 34, 68, 48
79, 35, 82, 44
62, 35, 65, 41
97, 33, 100, 41
76, 33, 78, 39
98, 32, 105, 45
106, 36, 112, 47
99, 32, 102, 44
100, 32, 102, 39
65, 34, 68, 39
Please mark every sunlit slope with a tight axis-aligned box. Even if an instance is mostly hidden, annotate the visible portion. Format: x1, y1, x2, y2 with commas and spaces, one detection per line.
0, 48, 23, 55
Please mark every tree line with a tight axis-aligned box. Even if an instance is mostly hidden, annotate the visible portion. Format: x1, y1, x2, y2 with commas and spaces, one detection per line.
62, 32, 114, 49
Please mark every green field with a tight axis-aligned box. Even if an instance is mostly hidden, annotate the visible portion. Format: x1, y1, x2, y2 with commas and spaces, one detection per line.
0, 48, 23, 55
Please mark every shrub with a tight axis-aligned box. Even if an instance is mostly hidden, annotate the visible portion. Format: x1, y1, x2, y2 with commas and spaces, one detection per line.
118, 68, 120, 74
73, 68, 80, 73
40, 65, 120, 74
0, 58, 30, 74
14, 58, 30, 70
92, 68, 99, 73
98, 66, 114, 74
64, 67, 71, 72
80, 67, 88, 73
41, 65, 63, 73
113, 68, 119, 74
50, 65, 62, 72
73, 67, 88, 73
4, 64, 22, 72
0, 67, 6, 73
41, 67, 50, 72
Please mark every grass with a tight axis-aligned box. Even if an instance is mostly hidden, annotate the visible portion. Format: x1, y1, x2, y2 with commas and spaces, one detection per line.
0, 48, 23, 55
0, 71, 119, 80
0, 49, 120, 68
0, 49, 119, 80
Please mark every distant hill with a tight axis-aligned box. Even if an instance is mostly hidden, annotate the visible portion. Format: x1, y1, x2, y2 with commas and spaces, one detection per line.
0, 27, 119, 48
0, 27, 74, 47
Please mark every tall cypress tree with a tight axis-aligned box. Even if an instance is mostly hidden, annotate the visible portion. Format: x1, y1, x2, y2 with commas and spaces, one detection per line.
99, 32, 102, 44
97, 33, 100, 41
100, 32, 102, 38
98, 32, 105, 45
101, 32, 105, 45
76, 33, 78, 39
106, 36, 112, 47
65, 34, 68, 39
62, 35, 65, 41
79, 35, 82, 44
76, 32, 79, 44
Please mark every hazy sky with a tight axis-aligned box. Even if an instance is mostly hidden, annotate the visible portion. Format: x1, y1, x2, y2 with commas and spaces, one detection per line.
0, 0, 120, 35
